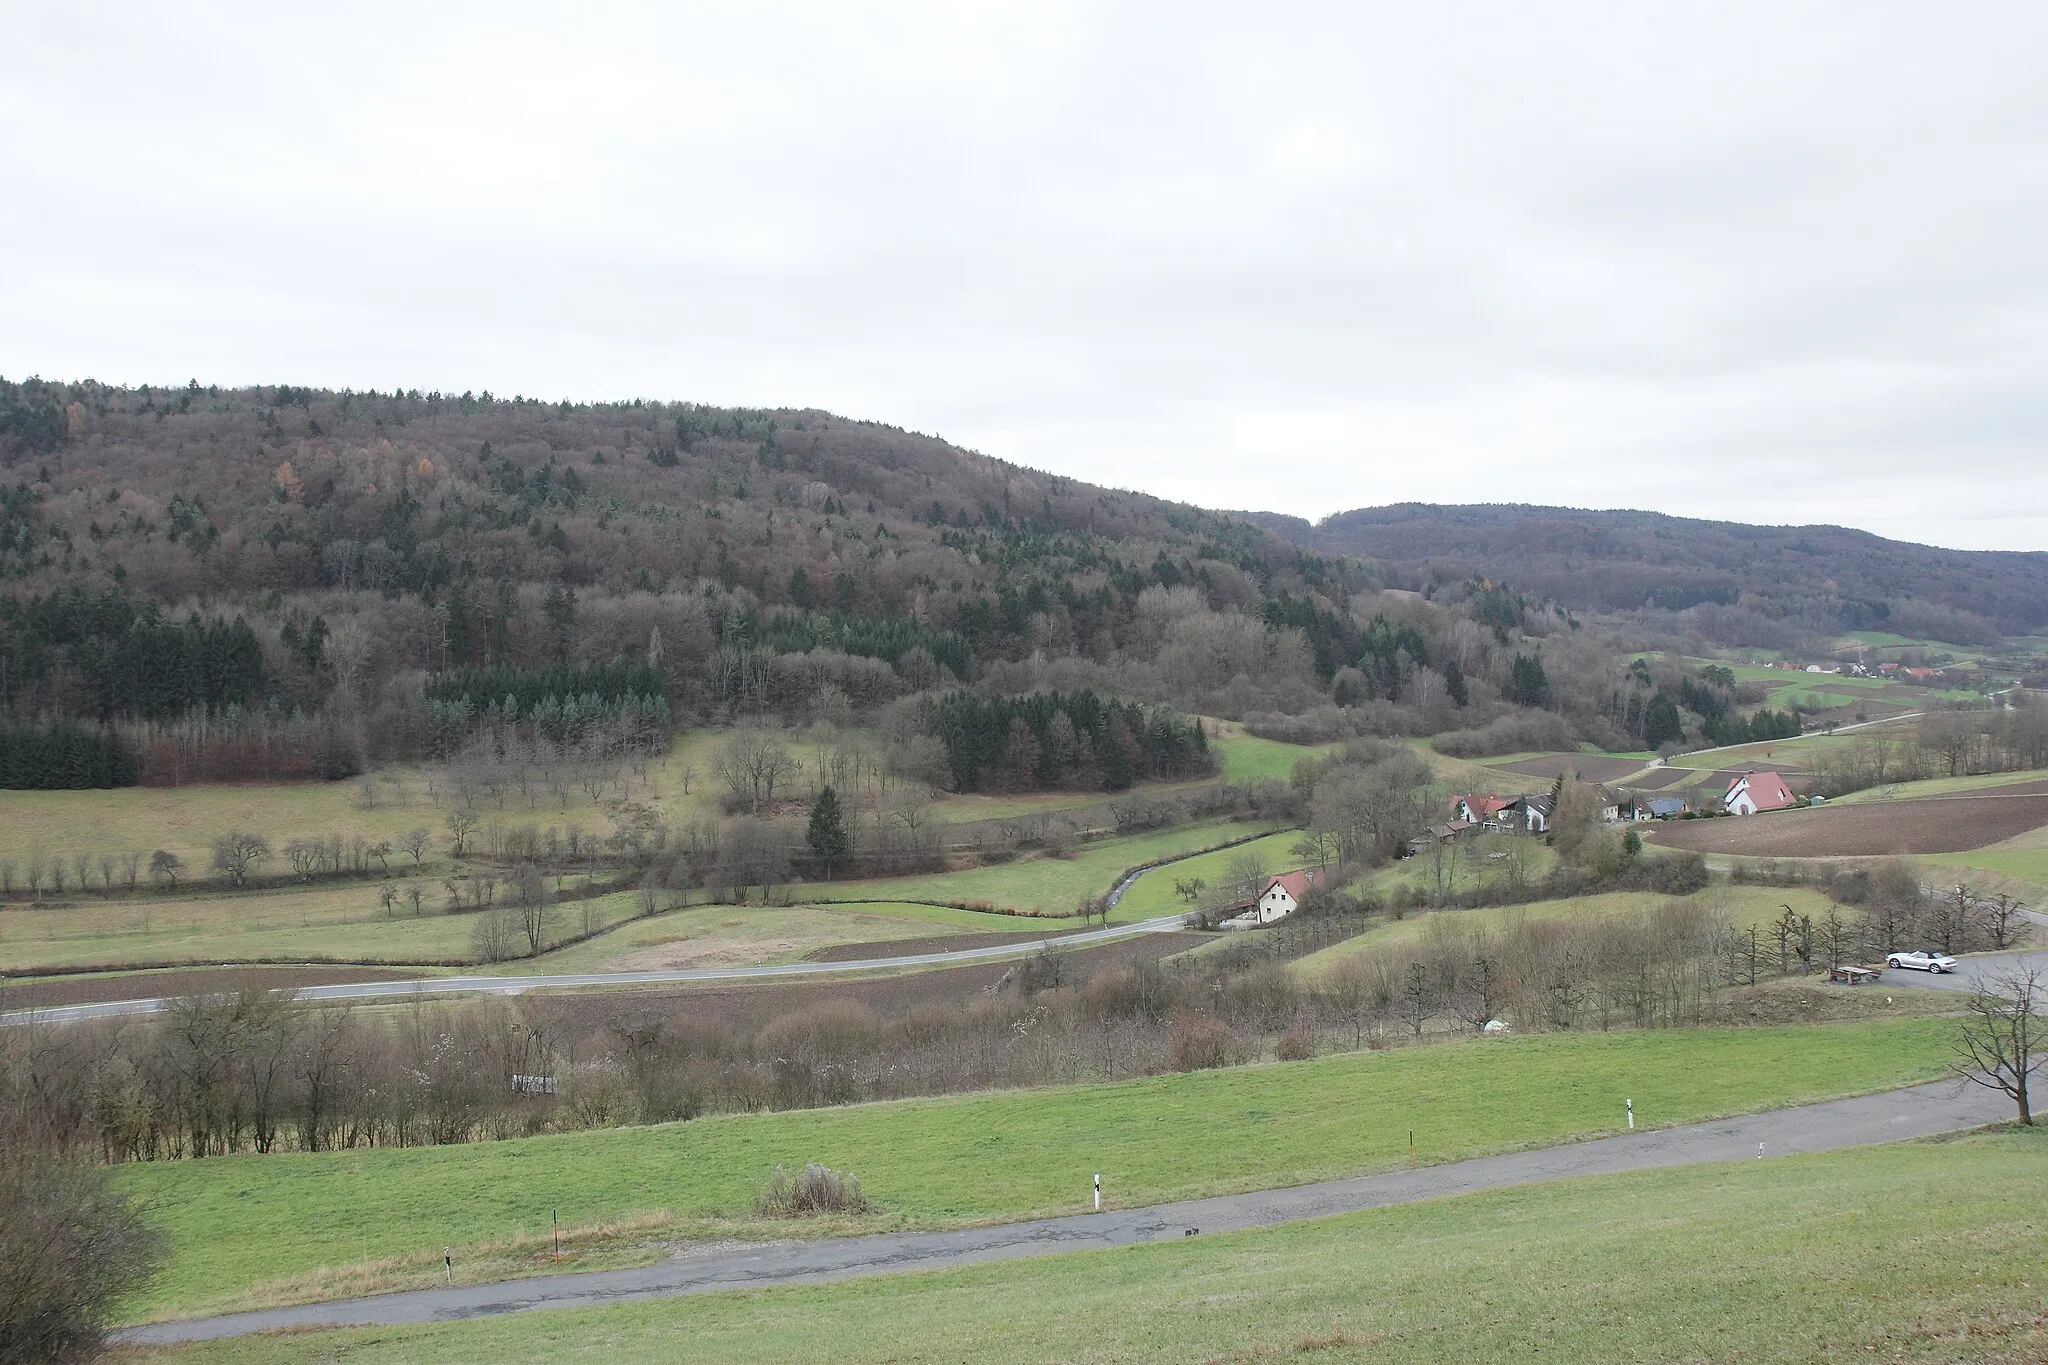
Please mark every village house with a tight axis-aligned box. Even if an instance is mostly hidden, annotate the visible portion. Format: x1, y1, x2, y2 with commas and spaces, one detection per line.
1252, 868, 1328, 924
1724, 770, 1795, 815
1630, 795, 1688, 820
1452, 794, 1514, 828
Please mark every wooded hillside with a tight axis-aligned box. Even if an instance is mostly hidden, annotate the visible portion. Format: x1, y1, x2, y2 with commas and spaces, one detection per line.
1242, 503, 2048, 647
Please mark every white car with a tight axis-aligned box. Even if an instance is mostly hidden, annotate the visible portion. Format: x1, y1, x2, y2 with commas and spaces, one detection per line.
1886, 950, 1958, 974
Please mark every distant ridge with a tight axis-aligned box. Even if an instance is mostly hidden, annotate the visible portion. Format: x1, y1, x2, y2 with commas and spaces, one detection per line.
1236, 503, 2048, 644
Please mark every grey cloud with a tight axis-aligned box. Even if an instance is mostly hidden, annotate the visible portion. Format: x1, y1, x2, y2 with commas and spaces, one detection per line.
2, 1, 2044, 549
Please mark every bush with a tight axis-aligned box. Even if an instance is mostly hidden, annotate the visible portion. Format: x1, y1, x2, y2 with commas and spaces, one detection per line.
0, 1143, 165, 1363
754, 1163, 873, 1217
1430, 711, 1577, 758
1168, 1009, 1238, 1071
1276, 1024, 1315, 1061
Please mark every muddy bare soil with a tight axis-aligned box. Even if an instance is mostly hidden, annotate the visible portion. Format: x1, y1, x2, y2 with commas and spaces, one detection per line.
541, 932, 1207, 1036
1647, 784, 2048, 856
1491, 754, 1646, 782
803, 929, 1056, 963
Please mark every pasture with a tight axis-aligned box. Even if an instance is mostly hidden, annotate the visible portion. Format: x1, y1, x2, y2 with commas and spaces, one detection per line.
131, 1124, 2048, 1365
0, 817, 1284, 974
810, 819, 1285, 918
110, 1017, 1960, 1321
1288, 883, 1844, 984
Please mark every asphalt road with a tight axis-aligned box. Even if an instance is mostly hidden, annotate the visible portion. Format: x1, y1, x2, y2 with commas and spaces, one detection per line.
0, 914, 1192, 1026
1873, 945, 2048, 995
122, 1078, 2015, 1346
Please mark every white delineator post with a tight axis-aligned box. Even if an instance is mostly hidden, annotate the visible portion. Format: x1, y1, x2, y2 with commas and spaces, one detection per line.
1626, 1098, 1634, 1130
1094, 1173, 1101, 1211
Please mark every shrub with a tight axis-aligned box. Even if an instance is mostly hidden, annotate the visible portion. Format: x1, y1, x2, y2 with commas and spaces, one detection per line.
1276, 1024, 1315, 1061
755, 1163, 873, 1217
1430, 711, 1577, 758
1168, 1009, 1238, 1071
0, 1142, 165, 1363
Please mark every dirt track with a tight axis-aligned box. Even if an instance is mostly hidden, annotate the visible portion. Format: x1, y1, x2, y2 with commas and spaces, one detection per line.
1647, 783, 2048, 856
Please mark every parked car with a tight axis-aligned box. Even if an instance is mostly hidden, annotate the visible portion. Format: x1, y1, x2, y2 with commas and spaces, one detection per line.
1886, 950, 1958, 973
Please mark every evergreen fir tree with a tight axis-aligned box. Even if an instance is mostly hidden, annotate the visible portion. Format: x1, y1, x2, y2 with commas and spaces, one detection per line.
807, 785, 851, 875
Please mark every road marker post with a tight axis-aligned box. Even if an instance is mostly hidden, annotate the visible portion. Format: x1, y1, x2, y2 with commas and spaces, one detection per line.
1626, 1098, 1634, 1130
1093, 1173, 1101, 1211
444, 1249, 452, 1284
553, 1208, 560, 1262
1409, 1130, 1414, 1169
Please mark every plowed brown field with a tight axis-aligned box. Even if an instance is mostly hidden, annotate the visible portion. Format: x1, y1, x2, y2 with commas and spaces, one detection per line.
1647, 783, 2048, 856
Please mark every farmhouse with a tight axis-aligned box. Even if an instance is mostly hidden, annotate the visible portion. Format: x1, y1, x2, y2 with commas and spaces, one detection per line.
1520, 796, 1553, 834
1452, 794, 1514, 827
1724, 770, 1794, 816
1633, 796, 1688, 820
1252, 868, 1328, 924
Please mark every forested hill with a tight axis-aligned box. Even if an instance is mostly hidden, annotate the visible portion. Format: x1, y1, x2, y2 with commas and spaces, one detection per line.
0, 376, 1393, 777
1241, 503, 2048, 646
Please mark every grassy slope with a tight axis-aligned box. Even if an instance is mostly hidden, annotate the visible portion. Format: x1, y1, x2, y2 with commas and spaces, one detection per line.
1289, 884, 1843, 983
0, 817, 1282, 972
114, 1019, 1959, 1320
1829, 768, 2048, 804
133, 1124, 2048, 1365
813, 819, 1282, 918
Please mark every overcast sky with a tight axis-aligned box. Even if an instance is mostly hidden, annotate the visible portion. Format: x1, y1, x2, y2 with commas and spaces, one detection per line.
5, 2, 2045, 549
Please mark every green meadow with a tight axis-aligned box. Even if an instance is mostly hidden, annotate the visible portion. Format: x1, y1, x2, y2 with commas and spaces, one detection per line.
132, 1124, 2048, 1364
114, 1018, 1958, 1321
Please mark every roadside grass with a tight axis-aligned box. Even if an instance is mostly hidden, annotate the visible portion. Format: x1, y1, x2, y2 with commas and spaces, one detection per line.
811, 819, 1282, 918
1829, 768, 2048, 804
484, 902, 968, 974
125, 1124, 2048, 1365
111, 1017, 1961, 1322
1288, 884, 1843, 985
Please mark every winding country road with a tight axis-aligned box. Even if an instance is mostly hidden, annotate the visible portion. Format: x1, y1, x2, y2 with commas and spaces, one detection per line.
121, 1077, 2015, 1346
1, 914, 1193, 1026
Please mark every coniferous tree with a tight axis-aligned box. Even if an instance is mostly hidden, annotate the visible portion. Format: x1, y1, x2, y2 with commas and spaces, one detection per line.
806, 785, 851, 875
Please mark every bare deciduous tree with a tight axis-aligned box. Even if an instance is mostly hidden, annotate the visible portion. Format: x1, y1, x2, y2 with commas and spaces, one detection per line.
210, 832, 270, 888
1951, 968, 2041, 1125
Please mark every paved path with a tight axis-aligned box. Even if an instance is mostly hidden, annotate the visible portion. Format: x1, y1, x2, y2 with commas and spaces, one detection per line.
1875, 946, 2048, 996
3, 915, 1192, 1027
122, 1078, 2013, 1346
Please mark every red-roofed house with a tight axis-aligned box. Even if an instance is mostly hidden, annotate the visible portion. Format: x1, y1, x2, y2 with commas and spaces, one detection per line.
1453, 794, 1514, 826
1254, 868, 1329, 924
1725, 770, 1795, 816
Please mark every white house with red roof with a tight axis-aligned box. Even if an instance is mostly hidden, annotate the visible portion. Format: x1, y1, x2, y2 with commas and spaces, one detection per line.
1724, 770, 1794, 815
1453, 794, 1514, 827
1253, 868, 1328, 924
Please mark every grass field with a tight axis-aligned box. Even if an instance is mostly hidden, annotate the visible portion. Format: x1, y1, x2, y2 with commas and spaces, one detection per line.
129, 1123, 2048, 1365
110, 1018, 1961, 1321
1206, 724, 1336, 782
1289, 884, 1843, 983
0, 726, 1223, 877
0, 885, 646, 972
811, 819, 1283, 918
0, 817, 1287, 973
